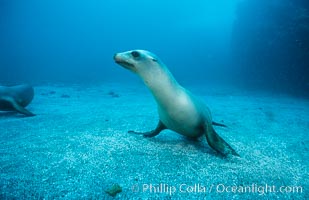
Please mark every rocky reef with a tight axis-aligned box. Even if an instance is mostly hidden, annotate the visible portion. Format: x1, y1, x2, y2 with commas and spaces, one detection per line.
231, 0, 309, 95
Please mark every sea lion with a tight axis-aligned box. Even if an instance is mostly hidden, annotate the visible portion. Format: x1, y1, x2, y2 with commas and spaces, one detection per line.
0, 84, 35, 116
114, 50, 238, 156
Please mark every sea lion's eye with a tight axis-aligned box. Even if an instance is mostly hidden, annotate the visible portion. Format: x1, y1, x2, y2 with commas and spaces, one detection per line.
131, 51, 140, 58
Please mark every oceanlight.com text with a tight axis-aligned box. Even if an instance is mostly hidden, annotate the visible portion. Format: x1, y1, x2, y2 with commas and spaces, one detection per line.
131, 183, 303, 196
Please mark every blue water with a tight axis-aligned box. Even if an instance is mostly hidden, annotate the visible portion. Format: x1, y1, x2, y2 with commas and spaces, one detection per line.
1, 0, 308, 96
0, 0, 308, 199
0, 0, 239, 85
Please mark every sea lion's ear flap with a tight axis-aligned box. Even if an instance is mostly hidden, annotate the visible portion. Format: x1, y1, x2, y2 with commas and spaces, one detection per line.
152, 58, 158, 62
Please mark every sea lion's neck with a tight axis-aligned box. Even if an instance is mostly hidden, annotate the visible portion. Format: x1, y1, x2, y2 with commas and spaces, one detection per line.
139, 65, 181, 107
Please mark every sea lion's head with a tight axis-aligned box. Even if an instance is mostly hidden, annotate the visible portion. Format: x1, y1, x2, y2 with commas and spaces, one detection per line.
114, 50, 161, 74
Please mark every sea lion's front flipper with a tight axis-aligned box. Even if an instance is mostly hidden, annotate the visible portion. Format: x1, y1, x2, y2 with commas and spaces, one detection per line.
212, 121, 227, 127
10, 98, 35, 116
128, 121, 166, 138
204, 125, 239, 156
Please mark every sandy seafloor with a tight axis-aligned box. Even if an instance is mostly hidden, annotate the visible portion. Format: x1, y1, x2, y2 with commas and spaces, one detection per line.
0, 82, 308, 199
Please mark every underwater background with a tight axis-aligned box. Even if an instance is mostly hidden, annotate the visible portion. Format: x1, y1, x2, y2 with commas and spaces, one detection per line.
1, 0, 308, 95
0, 0, 308, 199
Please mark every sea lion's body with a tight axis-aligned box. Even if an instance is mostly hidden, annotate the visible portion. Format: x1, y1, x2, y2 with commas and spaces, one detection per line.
156, 87, 207, 138
114, 50, 238, 156
0, 84, 35, 116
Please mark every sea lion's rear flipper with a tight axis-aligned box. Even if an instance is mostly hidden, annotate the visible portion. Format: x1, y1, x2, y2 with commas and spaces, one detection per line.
204, 125, 239, 156
212, 121, 227, 127
128, 121, 166, 138
10, 98, 35, 116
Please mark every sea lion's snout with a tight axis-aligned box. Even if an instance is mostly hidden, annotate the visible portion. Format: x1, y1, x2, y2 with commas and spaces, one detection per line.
113, 52, 135, 70
113, 53, 121, 63
113, 53, 118, 60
